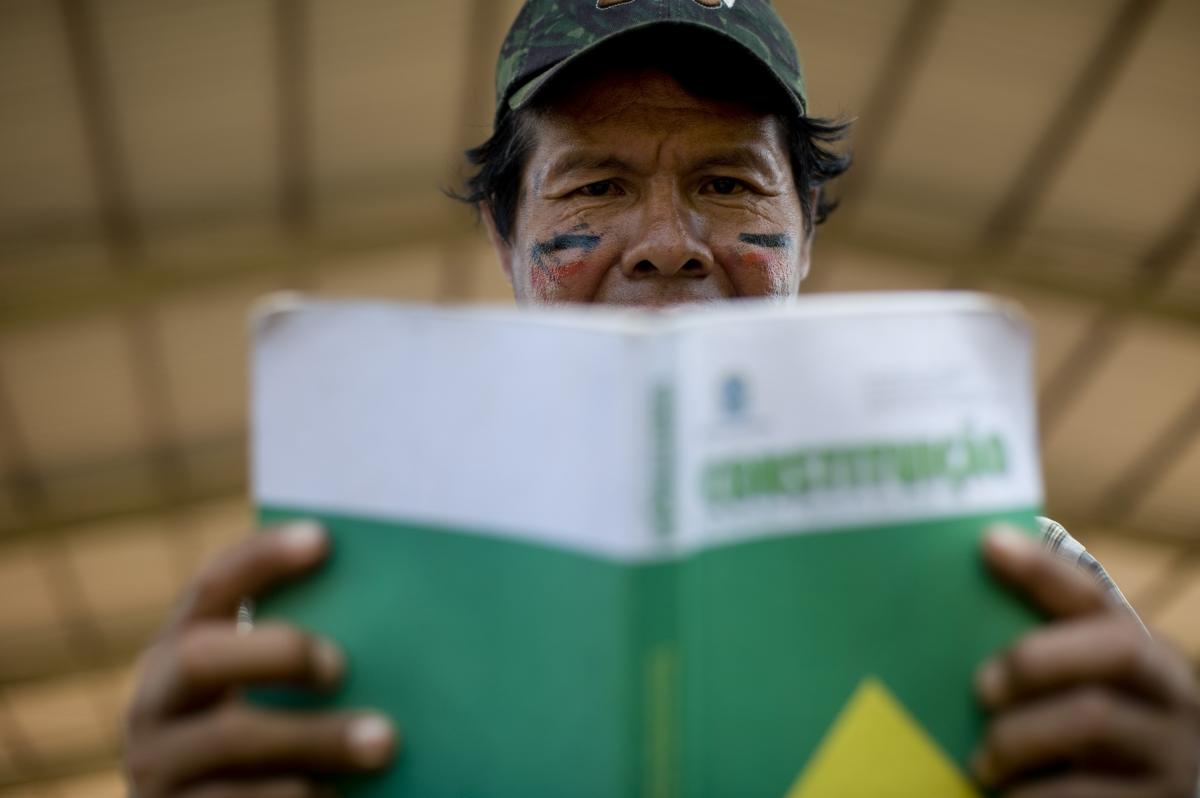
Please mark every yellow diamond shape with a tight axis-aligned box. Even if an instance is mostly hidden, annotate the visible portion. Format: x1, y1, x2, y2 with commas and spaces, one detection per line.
786, 677, 982, 798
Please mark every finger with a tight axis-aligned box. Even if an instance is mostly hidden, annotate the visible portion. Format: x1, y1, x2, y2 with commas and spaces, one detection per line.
1002, 776, 1158, 798
983, 525, 1110, 620
133, 622, 344, 722
171, 521, 328, 626
973, 688, 1167, 789
976, 616, 1192, 712
151, 705, 396, 789
176, 778, 334, 798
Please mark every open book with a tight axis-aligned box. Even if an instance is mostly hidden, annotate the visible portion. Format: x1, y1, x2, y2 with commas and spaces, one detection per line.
252, 293, 1043, 797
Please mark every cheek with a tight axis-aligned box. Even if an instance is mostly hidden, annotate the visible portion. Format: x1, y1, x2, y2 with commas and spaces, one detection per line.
548, 258, 592, 282
528, 262, 552, 297
529, 257, 604, 301
731, 249, 793, 295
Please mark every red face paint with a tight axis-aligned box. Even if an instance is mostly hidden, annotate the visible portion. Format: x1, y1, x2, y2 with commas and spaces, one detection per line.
529, 257, 601, 302
734, 249, 784, 294
738, 249, 772, 273
550, 259, 589, 282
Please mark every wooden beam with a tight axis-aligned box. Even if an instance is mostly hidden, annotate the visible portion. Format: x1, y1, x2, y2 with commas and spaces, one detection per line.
955, 0, 1162, 281
1039, 185, 1200, 437
1096, 390, 1200, 524
818, 225, 1200, 327
0, 616, 154, 689
58, 0, 141, 257
0, 694, 43, 787
438, 0, 510, 301
0, 749, 117, 792
835, 0, 949, 214
1, 204, 1196, 331
0, 366, 49, 521
274, 0, 313, 239
0, 213, 472, 330
0, 434, 246, 544
63, 0, 196, 624
1129, 550, 1200, 620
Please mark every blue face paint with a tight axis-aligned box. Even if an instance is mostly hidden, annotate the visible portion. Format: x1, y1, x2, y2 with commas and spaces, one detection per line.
738, 233, 793, 249
530, 234, 602, 268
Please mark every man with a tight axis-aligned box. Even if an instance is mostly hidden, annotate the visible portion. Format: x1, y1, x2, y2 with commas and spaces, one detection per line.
124, 1, 1200, 796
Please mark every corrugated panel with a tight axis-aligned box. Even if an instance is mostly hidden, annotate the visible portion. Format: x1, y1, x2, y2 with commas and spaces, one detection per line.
184, 498, 252, 570
1071, 531, 1182, 608
4, 675, 108, 763
468, 237, 517, 304
1021, 0, 1200, 262
96, 0, 278, 237
0, 1, 97, 237
0, 0, 110, 291
0, 457, 19, 530
779, 0, 910, 118
1152, 564, 1200, 659
155, 278, 278, 444
810, 248, 949, 292
310, 0, 470, 209
979, 282, 1094, 388
0, 748, 20, 790
65, 517, 180, 629
1043, 318, 1200, 520
40, 770, 125, 798
1130, 434, 1200, 536
0, 316, 148, 469
77, 665, 136, 745
0, 787, 36, 798
1162, 251, 1200, 309
856, 0, 1123, 249
314, 245, 444, 302
0, 543, 61, 635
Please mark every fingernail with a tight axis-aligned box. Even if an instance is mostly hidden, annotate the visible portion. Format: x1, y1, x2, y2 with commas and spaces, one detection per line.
280, 521, 324, 554
314, 638, 345, 685
986, 525, 1031, 558
347, 714, 394, 768
975, 658, 1005, 707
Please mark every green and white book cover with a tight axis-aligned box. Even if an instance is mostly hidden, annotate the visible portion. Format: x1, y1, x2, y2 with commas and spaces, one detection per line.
251, 292, 1043, 798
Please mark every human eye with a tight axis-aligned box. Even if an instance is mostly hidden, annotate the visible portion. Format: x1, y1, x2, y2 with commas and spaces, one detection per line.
703, 177, 749, 196
573, 180, 622, 198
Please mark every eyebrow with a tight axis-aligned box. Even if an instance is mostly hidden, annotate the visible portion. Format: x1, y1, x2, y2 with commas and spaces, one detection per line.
690, 149, 779, 176
542, 146, 782, 183
544, 152, 638, 180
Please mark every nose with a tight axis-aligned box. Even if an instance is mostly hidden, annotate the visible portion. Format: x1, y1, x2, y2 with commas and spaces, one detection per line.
620, 182, 713, 279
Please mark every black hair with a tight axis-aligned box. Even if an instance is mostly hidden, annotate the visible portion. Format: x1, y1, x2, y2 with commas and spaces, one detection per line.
454, 27, 853, 245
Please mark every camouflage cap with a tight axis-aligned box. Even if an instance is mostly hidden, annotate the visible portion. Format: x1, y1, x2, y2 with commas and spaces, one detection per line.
495, 0, 806, 124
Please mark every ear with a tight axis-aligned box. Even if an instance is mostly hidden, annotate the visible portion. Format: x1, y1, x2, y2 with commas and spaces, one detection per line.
796, 187, 819, 287
481, 202, 515, 287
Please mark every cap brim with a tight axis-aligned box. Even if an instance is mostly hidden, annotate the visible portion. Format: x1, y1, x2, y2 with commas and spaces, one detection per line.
505, 20, 806, 120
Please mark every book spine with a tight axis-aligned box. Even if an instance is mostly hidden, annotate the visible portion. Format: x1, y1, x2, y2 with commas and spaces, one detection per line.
651, 381, 675, 542
638, 576, 679, 798
636, 334, 681, 798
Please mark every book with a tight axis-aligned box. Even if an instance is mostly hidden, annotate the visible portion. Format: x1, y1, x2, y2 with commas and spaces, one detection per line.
251, 292, 1043, 798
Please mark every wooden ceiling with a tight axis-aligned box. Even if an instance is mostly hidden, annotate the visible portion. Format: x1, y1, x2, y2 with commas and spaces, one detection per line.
0, 0, 1197, 793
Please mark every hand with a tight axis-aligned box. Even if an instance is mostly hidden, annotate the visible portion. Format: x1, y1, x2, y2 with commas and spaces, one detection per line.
973, 526, 1200, 798
124, 521, 398, 797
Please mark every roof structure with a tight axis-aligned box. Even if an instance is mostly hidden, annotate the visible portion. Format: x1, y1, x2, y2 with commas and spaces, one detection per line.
0, 0, 1197, 793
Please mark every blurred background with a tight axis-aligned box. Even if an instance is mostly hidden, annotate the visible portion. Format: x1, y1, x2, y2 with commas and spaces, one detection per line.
0, 0, 1197, 794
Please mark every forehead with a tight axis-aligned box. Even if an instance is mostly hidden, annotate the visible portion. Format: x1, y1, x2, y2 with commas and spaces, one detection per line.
527, 67, 788, 164
540, 66, 777, 129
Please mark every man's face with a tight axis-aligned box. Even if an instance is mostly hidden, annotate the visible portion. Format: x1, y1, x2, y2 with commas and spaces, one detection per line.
486, 68, 812, 307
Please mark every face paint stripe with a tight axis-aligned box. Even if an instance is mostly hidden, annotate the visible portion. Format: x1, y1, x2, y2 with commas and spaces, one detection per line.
533, 234, 602, 258
530, 233, 603, 276
739, 233, 792, 249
